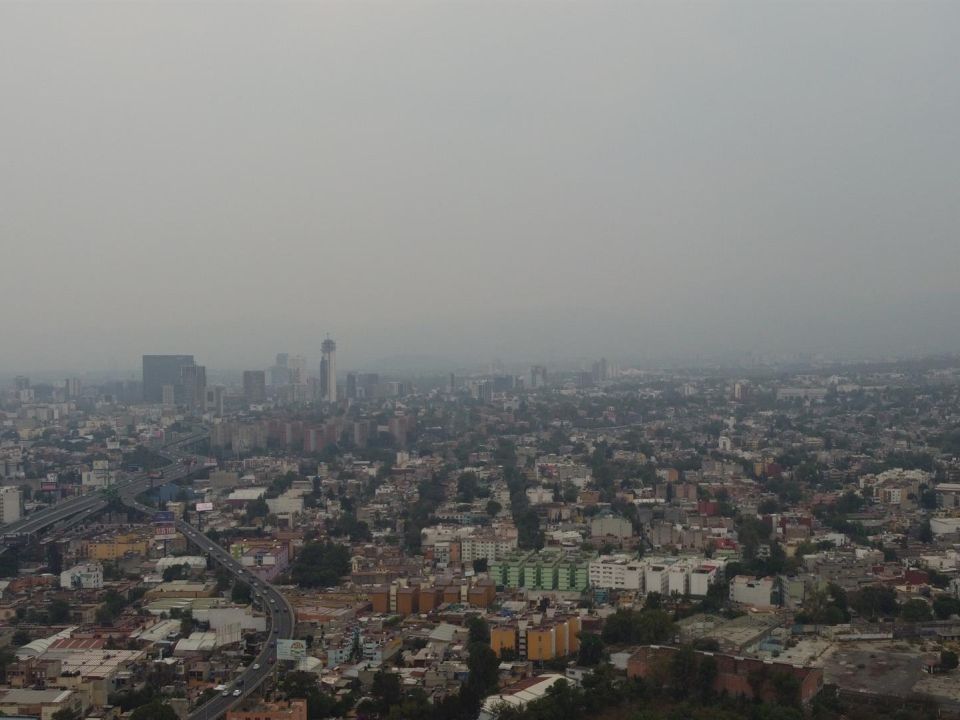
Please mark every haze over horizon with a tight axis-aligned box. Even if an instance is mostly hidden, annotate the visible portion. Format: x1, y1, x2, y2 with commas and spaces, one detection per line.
3, 1, 959, 374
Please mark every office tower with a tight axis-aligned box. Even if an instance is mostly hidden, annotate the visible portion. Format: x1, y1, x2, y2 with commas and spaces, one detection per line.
346, 372, 358, 400
64, 378, 82, 399
592, 358, 609, 383
205, 385, 225, 416
0, 486, 22, 524
530, 365, 547, 389
142, 355, 195, 403
321, 338, 337, 402
448, 373, 456, 393
476, 380, 493, 403
270, 353, 291, 386
287, 355, 307, 385
13, 376, 29, 391
181, 364, 207, 411
243, 371, 267, 403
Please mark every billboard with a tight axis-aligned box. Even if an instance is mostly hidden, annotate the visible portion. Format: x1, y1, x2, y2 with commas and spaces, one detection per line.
195, 502, 214, 512
153, 511, 176, 523
277, 638, 307, 661
155, 525, 177, 540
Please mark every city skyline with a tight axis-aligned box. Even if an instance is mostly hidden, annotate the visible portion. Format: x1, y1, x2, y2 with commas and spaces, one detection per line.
3, 2, 960, 372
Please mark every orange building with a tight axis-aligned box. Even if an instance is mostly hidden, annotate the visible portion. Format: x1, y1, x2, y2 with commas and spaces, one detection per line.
227, 699, 307, 720
442, 585, 463, 604
468, 581, 497, 608
490, 626, 517, 658
370, 588, 390, 614
397, 587, 419, 616
419, 586, 441, 612
526, 627, 556, 661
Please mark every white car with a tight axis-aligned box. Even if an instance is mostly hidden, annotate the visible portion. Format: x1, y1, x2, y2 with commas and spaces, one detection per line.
233, 689, 241, 696
252, 663, 260, 670
222, 690, 230, 696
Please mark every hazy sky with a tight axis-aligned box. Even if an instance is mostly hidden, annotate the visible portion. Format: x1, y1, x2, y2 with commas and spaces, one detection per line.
2, 1, 959, 374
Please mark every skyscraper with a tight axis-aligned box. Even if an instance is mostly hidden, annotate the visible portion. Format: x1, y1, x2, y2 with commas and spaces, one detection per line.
181, 364, 207, 411
142, 355, 195, 403
321, 338, 337, 403
243, 370, 267, 403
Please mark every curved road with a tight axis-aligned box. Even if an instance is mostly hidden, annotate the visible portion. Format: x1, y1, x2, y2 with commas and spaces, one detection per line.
2, 430, 296, 719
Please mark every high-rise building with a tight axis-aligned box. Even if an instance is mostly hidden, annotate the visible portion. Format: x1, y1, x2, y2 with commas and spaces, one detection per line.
321, 338, 337, 403
530, 365, 548, 389
142, 355, 195, 403
243, 371, 267, 403
0, 486, 22, 524
288, 355, 307, 385
64, 377, 82, 399
270, 353, 291, 386
592, 358, 609, 383
204, 385, 225, 416
13, 376, 30, 391
181, 364, 207, 411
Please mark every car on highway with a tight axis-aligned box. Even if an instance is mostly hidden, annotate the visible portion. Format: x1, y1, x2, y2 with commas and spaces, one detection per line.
233, 689, 241, 696
222, 690, 230, 696
252, 663, 260, 670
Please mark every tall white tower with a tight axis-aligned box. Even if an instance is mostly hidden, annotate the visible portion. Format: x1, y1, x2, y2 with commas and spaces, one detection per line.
321, 338, 337, 402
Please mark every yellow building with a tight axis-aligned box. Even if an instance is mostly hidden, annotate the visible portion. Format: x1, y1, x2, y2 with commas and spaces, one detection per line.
490, 627, 517, 658
526, 627, 556, 661
87, 533, 150, 561
524, 616, 582, 661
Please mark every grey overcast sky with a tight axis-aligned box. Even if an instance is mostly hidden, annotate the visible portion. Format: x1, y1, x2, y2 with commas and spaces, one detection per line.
2, 1, 959, 374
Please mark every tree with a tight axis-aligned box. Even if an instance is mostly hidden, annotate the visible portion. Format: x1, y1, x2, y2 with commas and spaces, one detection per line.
851, 585, 898, 620
12, 629, 30, 646
577, 633, 605, 666
697, 653, 718, 702
231, 581, 252, 604
919, 519, 934, 544
941, 650, 959, 671
668, 645, 697, 699
466, 641, 500, 696
467, 616, 490, 644
900, 599, 933, 622
48, 598, 71, 624
486, 500, 502, 517
180, 609, 194, 637
601, 609, 675, 645
51, 708, 81, 720
244, 497, 269, 523
290, 541, 350, 588
933, 595, 960, 620
129, 700, 178, 720
371, 670, 402, 715
457, 472, 480, 502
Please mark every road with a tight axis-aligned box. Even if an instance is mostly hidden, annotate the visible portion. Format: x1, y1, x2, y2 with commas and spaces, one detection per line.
2, 430, 296, 719
0, 431, 208, 540
119, 490, 296, 720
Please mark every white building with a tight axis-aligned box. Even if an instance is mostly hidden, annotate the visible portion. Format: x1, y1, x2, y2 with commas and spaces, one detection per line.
729, 575, 775, 608
589, 555, 723, 597
525, 487, 555, 505
60, 562, 104, 590
589, 555, 644, 591
590, 516, 634, 541
81, 460, 116, 490
689, 565, 720, 596
461, 536, 517, 564
0, 486, 22, 524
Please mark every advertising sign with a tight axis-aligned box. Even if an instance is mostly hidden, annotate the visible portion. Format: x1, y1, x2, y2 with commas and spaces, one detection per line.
195, 502, 214, 512
155, 525, 177, 540
153, 511, 175, 524
277, 638, 307, 661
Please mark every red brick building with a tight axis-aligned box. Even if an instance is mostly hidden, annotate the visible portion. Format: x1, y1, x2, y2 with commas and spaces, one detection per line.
627, 645, 823, 704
